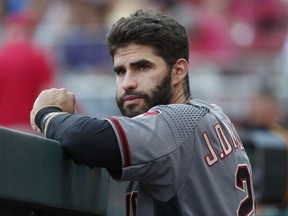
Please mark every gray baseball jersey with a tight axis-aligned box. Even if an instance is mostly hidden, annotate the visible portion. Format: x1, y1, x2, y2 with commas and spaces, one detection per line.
105, 99, 256, 216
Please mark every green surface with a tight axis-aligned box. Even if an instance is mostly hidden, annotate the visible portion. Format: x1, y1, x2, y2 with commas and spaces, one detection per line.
0, 126, 109, 215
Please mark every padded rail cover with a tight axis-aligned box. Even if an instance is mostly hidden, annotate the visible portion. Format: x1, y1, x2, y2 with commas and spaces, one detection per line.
0, 126, 111, 215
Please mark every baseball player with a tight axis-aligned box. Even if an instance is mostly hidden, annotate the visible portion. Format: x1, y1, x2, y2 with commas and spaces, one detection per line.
30, 10, 256, 216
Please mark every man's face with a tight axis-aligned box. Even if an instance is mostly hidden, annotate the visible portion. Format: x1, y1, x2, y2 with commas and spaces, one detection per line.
113, 44, 173, 117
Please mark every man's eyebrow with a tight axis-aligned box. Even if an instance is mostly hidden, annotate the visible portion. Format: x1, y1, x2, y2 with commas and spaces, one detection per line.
113, 65, 125, 73
129, 59, 153, 68
113, 59, 153, 72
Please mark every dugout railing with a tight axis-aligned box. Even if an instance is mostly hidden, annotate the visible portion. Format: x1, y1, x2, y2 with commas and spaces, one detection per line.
0, 126, 128, 216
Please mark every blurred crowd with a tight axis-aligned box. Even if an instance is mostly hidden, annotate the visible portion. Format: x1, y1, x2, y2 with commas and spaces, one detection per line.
0, 0, 287, 130
0, 0, 288, 214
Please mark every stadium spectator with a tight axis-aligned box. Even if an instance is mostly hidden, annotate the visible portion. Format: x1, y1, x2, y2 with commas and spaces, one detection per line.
58, 0, 112, 74
175, 0, 235, 66
228, 0, 288, 53
0, 12, 55, 131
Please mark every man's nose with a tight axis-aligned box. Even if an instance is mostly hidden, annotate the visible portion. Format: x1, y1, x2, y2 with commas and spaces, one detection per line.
122, 72, 137, 90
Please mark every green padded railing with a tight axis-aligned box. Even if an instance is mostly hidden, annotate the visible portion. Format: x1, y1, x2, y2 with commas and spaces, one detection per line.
0, 126, 113, 215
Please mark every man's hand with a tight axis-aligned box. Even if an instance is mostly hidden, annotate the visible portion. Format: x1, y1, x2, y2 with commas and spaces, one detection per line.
30, 88, 76, 131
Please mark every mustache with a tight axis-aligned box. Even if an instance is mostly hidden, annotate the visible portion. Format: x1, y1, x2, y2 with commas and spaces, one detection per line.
119, 90, 147, 102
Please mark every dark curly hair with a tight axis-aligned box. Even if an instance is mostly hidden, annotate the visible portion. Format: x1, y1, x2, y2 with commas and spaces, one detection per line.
106, 9, 191, 98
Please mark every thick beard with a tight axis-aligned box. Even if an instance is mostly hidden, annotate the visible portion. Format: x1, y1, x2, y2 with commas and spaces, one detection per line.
116, 72, 172, 117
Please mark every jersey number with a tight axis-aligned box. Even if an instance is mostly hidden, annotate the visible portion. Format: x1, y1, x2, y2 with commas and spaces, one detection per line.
235, 165, 255, 216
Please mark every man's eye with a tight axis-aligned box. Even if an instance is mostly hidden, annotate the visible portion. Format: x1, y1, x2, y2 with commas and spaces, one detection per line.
115, 70, 125, 75
139, 65, 149, 71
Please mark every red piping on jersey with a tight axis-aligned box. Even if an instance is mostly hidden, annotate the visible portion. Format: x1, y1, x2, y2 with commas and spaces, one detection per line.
108, 117, 131, 166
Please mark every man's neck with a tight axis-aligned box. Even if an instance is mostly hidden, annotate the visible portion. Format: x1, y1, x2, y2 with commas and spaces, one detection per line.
171, 88, 191, 104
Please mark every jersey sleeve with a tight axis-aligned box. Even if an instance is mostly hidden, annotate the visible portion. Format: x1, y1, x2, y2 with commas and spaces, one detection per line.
105, 104, 209, 185
45, 114, 122, 170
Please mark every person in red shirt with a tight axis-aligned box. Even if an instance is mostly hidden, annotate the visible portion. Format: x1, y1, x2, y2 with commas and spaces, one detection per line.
0, 12, 54, 131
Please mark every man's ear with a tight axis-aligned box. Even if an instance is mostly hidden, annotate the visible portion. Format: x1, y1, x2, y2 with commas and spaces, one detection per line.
172, 58, 189, 86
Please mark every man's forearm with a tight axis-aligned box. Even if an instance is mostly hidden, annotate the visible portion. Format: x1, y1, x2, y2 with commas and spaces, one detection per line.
43, 113, 122, 170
